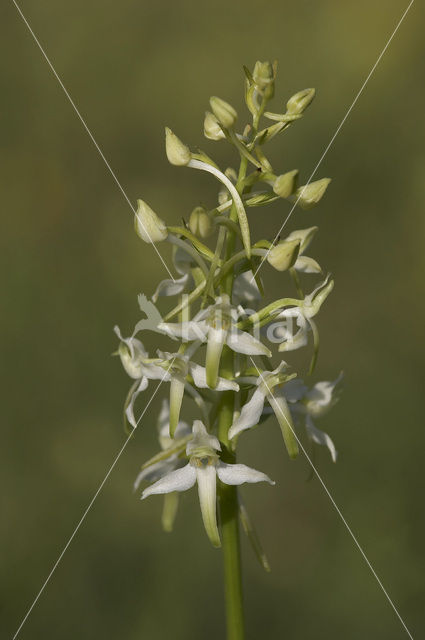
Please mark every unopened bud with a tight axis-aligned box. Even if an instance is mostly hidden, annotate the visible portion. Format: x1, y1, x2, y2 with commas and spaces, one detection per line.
134, 199, 168, 243
273, 170, 299, 198
209, 96, 237, 129
295, 178, 331, 210
165, 127, 191, 166
253, 60, 275, 98
204, 111, 225, 141
286, 88, 315, 115
267, 239, 300, 271
189, 206, 213, 238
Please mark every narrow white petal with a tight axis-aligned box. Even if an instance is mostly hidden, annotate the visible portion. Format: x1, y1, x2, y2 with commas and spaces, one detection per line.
233, 270, 262, 304
196, 465, 221, 548
152, 274, 188, 302
126, 377, 149, 428
190, 363, 239, 391
157, 320, 209, 342
228, 387, 266, 440
305, 415, 338, 462
217, 462, 275, 486
141, 463, 196, 499
226, 329, 271, 357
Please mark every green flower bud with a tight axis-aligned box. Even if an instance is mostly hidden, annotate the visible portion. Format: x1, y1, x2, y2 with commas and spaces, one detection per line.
165, 127, 191, 166
189, 206, 213, 238
134, 199, 168, 243
286, 88, 315, 115
209, 96, 237, 129
295, 178, 331, 210
203, 111, 225, 141
253, 60, 276, 98
267, 239, 300, 271
273, 170, 299, 198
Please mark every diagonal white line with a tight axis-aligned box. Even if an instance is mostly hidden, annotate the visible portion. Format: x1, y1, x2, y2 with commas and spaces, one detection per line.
251, 0, 415, 282
250, 357, 414, 639
11, 0, 175, 281
11, 361, 174, 640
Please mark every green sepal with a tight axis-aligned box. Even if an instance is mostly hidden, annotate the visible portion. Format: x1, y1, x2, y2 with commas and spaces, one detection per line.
167, 226, 217, 262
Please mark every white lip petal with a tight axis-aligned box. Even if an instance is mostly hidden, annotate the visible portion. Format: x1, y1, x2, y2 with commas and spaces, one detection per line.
226, 329, 271, 357
217, 462, 275, 486
305, 415, 337, 462
126, 377, 149, 428
228, 387, 266, 440
158, 320, 209, 342
141, 463, 196, 499
196, 464, 221, 548
189, 363, 239, 391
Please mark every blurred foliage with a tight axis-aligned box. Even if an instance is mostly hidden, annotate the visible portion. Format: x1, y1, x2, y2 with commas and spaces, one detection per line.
1, 1, 424, 638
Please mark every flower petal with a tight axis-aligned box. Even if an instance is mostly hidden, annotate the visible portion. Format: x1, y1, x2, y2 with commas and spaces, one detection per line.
305, 415, 337, 462
157, 320, 209, 342
228, 387, 266, 440
196, 464, 221, 548
294, 255, 322, 274
152, 274, 188, 303
134, 457, 181, 490
189, 363, 239, 391
141, 463, 196, 499
187, 420, 221, 454
226, 329, 271, 357
217, 462, 275, 486
126, 377, 149, 428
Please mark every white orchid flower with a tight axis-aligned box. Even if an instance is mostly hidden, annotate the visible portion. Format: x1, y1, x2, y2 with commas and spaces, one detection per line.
134, 399, 192, 531
229, 364, 299, 459
158, 294, 271, 389
142, 420, 274, 547
284, 374, 343, 462
115, 327, 238, 433
114, 326, 168, 428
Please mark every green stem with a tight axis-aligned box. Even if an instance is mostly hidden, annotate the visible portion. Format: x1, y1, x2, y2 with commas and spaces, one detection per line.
218, 349, 245, 640
217, 153, 249, 640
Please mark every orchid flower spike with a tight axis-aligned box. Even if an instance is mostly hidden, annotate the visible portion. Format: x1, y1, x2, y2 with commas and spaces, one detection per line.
142, 420, 274, 547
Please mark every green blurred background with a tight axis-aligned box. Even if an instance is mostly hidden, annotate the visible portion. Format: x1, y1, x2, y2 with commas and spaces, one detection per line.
2, 1, 424, 638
